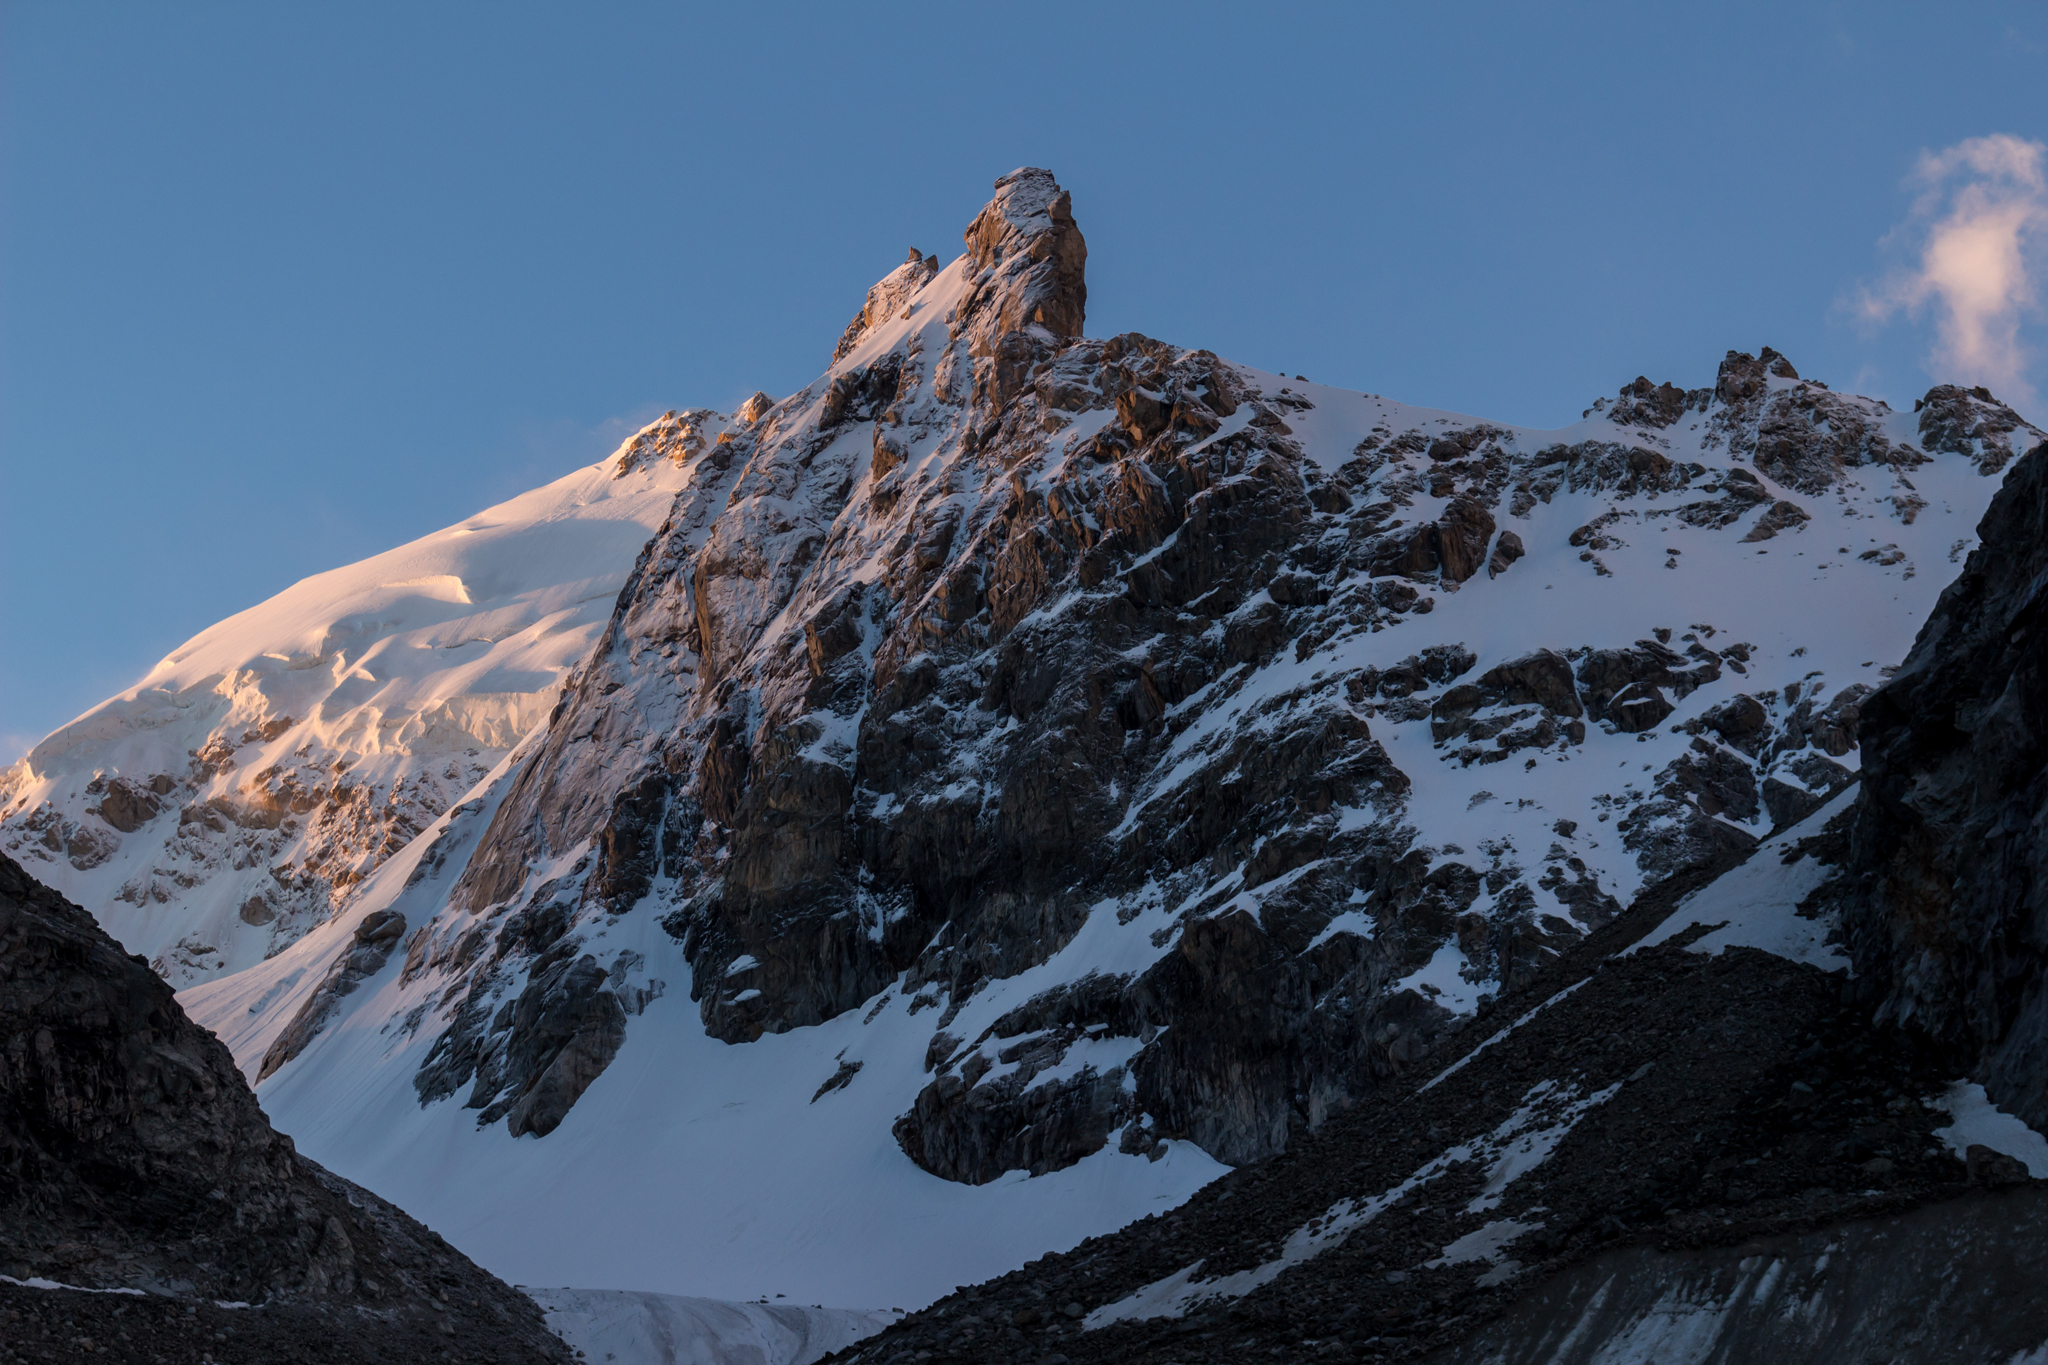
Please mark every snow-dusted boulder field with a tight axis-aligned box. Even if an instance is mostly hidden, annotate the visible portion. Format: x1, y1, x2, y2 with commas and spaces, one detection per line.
6, 168, 2044, 1324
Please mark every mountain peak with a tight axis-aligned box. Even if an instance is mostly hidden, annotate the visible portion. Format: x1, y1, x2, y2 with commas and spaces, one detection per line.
962, 166, 1086, 337
10, 167, 2044, 1318
948, 167, 1089, 415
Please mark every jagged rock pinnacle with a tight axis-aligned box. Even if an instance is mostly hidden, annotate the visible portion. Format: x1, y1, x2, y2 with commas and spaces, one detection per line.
961, 167, 1087, 342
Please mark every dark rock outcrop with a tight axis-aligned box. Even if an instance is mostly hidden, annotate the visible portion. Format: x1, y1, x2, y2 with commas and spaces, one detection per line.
1435, 497, 1496, 582
1706, 346, 1925, 495
257, 908, 406, 1082
1847, 436, 2048, 1130
413, 939, 641, 1138
0, 852, 569, 1359
1914, 383, 2046, 474
1575, 638, 1719, 725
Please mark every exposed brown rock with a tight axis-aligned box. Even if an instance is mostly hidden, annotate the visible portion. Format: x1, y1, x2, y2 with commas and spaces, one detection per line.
1435, 497, 1496, 583
1606, 374, 1694, 428
1915, 383, 2046, 475
92, 777, 161, 833
1487, 528, 1525, 577
961, 168, 1087, 342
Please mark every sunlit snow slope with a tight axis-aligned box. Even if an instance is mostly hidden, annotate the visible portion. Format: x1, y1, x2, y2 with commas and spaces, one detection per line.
0, 418, 725, 984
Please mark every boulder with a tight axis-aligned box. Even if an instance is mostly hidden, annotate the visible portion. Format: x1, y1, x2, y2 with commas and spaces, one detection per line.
1700, 694, 1768, 750
1486, 529, 1525, 578
1436, 498, 1497, 583
1607, 680, 1674, 733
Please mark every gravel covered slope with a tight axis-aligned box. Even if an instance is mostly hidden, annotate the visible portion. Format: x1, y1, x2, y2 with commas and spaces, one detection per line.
1434, 1186, 2048, 1365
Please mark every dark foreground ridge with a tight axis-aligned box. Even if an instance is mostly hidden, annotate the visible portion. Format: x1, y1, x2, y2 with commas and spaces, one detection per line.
1847, 432, 2048, 1131
0, 851, 570, 1363
828, 807, 2047, 1364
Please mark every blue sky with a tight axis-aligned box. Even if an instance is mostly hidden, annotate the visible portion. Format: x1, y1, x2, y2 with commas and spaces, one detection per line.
4, 1, 2045, 759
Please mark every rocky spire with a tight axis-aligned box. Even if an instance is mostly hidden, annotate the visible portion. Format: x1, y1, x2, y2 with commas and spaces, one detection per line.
960, 166, 1087, 341
953, 166, 1089, 410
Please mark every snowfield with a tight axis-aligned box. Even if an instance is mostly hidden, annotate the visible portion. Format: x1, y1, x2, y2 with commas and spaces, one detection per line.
527, 1287, 896, 1365
182, 793, 1229, 1306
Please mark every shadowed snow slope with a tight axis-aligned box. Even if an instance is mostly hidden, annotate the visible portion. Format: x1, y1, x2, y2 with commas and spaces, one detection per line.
528, 1288, 895, 1365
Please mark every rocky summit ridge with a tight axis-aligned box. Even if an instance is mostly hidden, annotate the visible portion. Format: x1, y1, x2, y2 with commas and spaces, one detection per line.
389, 166, 2032, 1169
5, 169, 2047, 1318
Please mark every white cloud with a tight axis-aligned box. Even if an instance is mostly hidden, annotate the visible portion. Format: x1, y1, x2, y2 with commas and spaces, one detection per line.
1860, 133, 2048, 408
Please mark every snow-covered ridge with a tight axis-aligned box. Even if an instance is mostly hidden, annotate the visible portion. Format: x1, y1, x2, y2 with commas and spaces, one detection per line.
0, 418, 729, 984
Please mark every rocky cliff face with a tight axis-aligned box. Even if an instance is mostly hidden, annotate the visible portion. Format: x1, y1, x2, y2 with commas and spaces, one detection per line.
821, 388, 2048, 1365
821, 799, 2045, 1365
368, 169, 2034, 1180
1846, 435, 2048, 1130
0, 850, 569, 1358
